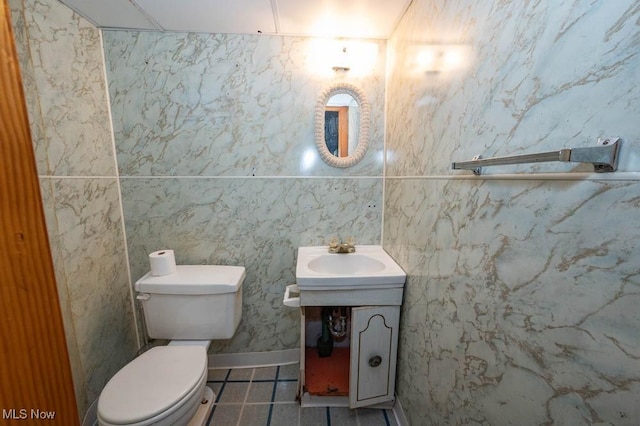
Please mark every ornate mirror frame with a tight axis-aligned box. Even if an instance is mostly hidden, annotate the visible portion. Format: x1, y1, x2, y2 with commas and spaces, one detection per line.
314, 83, 370, 168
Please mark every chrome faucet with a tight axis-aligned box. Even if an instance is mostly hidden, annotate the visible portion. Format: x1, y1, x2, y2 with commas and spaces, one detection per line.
328, 237, 356, 254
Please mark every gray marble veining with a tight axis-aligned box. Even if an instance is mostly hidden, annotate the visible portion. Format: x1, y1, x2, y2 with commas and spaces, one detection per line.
384, 1, 640, 424
104, 29, 388, 355
386, 178, 640, 425
386, 0, 640, 177
52, 178, 138, 404
11, 0, 138, 419
15, 0, 638, 423
121, 177, 382, 353
23, 0, 117, 177
103, 31, 386, 177
9, 0, 49, 175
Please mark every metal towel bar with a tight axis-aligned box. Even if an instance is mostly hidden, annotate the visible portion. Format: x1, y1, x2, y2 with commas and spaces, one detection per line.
451, 138, 620, 175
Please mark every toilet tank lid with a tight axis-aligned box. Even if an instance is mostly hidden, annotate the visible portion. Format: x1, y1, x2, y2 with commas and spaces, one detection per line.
135, 265, 246, 295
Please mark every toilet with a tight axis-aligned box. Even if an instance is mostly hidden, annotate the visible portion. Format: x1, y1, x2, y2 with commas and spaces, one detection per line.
97, 265, 245, 426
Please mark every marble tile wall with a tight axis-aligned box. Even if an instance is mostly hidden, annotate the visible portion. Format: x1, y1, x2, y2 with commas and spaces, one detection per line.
384, 1, 640, 425
102, 31, 387, 353
10, 0, 138, 419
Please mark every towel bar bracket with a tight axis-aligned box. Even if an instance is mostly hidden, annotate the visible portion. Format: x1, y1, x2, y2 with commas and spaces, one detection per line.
470, 155, 482, 175
452, 137, 620, 175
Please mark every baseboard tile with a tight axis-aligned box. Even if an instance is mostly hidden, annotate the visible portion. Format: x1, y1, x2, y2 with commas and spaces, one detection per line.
208, 348, 300, 370
391, 396, 409, 426
81, 399, 97, 426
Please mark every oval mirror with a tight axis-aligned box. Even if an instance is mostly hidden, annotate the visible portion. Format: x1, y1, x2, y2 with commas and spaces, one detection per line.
314, 83, 370, 168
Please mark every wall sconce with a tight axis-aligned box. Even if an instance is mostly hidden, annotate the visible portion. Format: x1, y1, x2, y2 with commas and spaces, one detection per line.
412, 44, 472, 74
332, 45, 351, 72
334, 41, 378, 75
306, 39, 378, 77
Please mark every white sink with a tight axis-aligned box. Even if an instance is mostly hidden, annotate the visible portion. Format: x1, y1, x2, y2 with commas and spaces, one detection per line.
296, 245, 406, 290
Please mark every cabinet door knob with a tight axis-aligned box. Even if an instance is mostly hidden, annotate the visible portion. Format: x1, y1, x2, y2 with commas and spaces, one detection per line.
369, 355, 382, 367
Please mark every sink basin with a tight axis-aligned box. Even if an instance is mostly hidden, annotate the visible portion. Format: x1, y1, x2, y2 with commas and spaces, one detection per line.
296, 245, 406, 289
307, 254, 386, 275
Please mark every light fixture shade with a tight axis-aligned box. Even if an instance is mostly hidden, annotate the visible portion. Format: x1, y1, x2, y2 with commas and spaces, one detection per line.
306, 39, 378, 76
333, 45, 351, 71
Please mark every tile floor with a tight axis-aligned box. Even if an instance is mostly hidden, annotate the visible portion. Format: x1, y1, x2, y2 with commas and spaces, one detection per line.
205, 363, 398, 426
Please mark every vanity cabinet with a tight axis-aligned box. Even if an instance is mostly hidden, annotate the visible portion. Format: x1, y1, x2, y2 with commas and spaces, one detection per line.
290, 245, 407, 409
298, 303, 400, 409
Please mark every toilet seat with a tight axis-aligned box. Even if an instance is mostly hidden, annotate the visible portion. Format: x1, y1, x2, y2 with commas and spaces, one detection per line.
98, 346, 208, 426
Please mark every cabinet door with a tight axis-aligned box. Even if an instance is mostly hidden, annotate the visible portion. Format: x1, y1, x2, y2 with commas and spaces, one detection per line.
349, 306, 399, 408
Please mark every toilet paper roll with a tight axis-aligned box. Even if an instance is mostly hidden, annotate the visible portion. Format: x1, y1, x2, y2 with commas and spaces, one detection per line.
149, 250, 177, 276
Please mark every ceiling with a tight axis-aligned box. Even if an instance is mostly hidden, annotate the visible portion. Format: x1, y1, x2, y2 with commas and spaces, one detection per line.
58, 0, 412, 39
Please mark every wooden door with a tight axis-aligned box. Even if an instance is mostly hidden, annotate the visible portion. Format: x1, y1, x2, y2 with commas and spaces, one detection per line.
324, 106, 349, 157
0, 0, 79, 423
349, 306, 399, 408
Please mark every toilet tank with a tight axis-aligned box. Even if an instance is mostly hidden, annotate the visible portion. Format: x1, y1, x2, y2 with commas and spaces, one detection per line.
135, 265, 245, 340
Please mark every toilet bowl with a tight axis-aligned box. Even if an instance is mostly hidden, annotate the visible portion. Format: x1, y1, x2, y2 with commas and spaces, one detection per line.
97, 265, 245, 426
98, 345, 208, 426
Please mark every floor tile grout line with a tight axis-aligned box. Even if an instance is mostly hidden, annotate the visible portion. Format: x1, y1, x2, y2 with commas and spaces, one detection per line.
235, 368, 255, 426
216, 369, 232, 404
206, 369, 231, 425
265, 366, 280, 426
383, 409, 391, 426
208, 365, 393, 426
